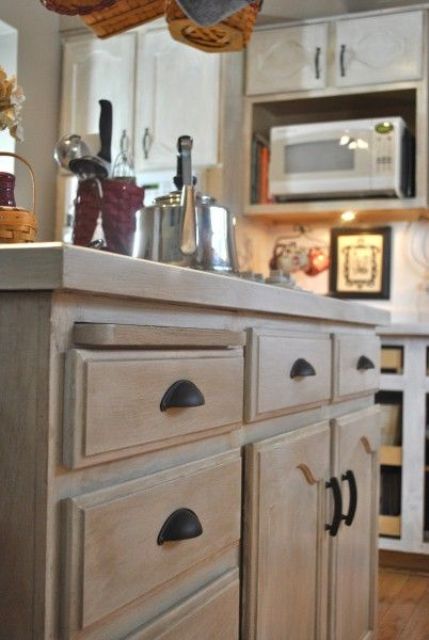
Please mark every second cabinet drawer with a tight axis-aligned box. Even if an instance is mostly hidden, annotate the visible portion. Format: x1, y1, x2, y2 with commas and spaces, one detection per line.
246, 330, 332, 421
334, 334, 380, 400
64, 349, 243, 468
63, 451, 241, 636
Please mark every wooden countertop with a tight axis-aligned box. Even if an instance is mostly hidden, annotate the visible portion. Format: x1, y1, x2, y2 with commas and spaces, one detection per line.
0, 243, 389, 325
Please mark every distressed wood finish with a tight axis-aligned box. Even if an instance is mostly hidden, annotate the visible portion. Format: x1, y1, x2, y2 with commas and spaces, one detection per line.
243, 421, 330, 640
0, 293, 51, 639
126, 570, 240, 640
0, 245, 384, 639
0, 244, 389, 326
63, 451, 241, 636
73, 323, 245, 348
64, 348, 243, 468
330, 406, 381, 640
245, 329, 332, 422
333, 334, 381, 400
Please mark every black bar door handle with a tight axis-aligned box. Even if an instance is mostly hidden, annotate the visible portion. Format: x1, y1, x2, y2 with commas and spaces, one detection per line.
160, 380, 205, 411
315, 46, 321, 79
325, 477, 343, 537
357, 355, 375, 371
342, 470, 358, 527
290, 358, 316, 379
157, 508, 203, 545
340, 43, 347, 77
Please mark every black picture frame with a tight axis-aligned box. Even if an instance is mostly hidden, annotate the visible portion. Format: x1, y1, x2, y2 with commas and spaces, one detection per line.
329, 226, 392, 299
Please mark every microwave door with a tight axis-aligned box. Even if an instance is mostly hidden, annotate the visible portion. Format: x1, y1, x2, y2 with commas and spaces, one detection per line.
271, 128, 372, 198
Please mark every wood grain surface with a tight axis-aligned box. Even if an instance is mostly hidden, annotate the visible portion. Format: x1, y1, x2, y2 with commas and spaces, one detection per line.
379, 568, 429, 639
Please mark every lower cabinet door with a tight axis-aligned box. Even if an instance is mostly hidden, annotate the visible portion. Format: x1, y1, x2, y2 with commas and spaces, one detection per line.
243, 421, 331, 640
330, 406, 381, 640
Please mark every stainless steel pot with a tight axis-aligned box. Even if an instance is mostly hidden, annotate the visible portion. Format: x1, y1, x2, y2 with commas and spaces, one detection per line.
132, 135, 239, 273
132, 190, 239, 272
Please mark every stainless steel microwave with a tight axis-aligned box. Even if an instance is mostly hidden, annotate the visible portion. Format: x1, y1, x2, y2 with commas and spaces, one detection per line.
269, 117, 414, 200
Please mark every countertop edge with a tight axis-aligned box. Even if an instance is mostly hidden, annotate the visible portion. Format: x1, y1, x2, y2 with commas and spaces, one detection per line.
0, 243, 390, 326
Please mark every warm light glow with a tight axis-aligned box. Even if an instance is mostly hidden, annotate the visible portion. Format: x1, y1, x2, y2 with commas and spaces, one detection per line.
341, 210, 356, 222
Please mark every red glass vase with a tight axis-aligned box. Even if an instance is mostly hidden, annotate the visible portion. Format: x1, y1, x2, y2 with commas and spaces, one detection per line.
0, 172, 16, 207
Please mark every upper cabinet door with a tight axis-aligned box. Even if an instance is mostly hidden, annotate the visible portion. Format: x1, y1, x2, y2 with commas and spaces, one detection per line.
330, 406, 381, 640
243, 421, 330, 640
134, 25, 220, 170
246, 24, 328, 95
335, 11, 423, 87
61, 33, 136, 165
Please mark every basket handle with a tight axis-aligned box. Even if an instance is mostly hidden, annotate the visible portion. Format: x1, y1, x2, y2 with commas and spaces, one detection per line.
0, 151, 36, 213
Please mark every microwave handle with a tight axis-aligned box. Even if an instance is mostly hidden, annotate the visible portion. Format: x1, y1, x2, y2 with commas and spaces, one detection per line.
314, 47, 321, 80
340, 44, 347, 77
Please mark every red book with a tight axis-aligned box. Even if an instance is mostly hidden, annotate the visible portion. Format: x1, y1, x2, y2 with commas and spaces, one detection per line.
259, 146, 270, 204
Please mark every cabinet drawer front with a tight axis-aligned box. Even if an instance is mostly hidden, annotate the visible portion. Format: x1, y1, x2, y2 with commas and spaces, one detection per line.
63, 451, 241, 633
334, 335, 380, 399
246, 23, 328, 95
64, 349, 243, 467
246, 330, 332, 421
127, 570, 239, 639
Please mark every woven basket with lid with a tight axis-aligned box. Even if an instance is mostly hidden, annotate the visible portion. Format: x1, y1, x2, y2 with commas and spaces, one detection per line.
165, 0, 261, 52
82, 0, 164, 38
0, 152, 37, 244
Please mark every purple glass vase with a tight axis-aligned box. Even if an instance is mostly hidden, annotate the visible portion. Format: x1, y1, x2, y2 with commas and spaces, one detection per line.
0, 172, 16, 207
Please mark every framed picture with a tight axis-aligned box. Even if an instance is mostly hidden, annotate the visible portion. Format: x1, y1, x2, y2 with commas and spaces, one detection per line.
329, 227, 392, 299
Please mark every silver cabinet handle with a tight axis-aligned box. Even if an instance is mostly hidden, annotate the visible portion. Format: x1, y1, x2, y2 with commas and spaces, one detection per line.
315, 46, 321, 80
142, 127, 153, 160
340, 44, 346, 77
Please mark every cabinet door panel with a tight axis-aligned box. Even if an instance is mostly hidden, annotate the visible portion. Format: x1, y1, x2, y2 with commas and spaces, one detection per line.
135, 25, 220, 170
335, 11, 423, 87
331, 406, 380, 640
61, 33, 136, 164
246, 24, 328, 95
243, 422, 330, 640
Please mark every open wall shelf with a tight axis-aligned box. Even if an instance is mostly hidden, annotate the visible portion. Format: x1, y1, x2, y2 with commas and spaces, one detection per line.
243, 85, 429, 224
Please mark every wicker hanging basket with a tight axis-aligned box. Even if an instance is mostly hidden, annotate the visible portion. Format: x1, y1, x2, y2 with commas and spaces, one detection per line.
81, 0, 164, 38
40, 0, 116, 16
165, 0, 261, 53
0, 152, 37, 244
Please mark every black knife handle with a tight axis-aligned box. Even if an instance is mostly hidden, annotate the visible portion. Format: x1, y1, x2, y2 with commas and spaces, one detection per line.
98, 99, 112, 163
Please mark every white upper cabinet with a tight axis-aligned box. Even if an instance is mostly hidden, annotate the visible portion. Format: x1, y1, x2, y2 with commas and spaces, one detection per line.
335, 11, 424, 87
246, 10, 424, 96
246, 23, 328, 95
134, 24, 220, 170
61, 33, 136, 165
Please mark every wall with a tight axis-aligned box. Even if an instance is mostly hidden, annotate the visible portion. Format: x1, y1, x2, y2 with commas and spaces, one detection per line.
0, 1, 61, 240
243, 219, 429, 322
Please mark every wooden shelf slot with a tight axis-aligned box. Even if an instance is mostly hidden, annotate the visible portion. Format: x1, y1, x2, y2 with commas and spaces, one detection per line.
380, 446, 403, 467
379, 515, 401, 538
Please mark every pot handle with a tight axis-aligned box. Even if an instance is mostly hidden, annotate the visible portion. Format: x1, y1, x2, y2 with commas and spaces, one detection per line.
178, 136, 197, 255
0, 151, 36, 214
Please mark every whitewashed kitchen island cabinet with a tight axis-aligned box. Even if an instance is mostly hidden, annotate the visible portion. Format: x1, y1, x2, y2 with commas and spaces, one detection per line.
0, 244, 387, 640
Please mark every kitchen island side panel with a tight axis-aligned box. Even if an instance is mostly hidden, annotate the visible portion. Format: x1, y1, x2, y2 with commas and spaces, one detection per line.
0, 292, 52, 639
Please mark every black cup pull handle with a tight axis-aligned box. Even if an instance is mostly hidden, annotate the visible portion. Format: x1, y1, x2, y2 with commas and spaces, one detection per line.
325, 477, 343, 537
342, 470, 358, 527
290, 358, 316, 379
357, 355, 375, 371
157, 508, 203, 545
340, 43, 347, 77
160, 380, 205, 412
